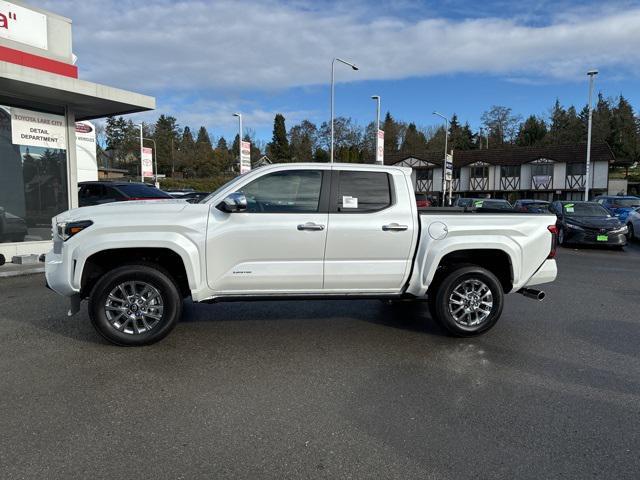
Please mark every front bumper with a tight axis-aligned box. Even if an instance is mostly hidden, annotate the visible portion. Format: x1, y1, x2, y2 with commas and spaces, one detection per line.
44, 246, 79, 298
564, 229, 627, 246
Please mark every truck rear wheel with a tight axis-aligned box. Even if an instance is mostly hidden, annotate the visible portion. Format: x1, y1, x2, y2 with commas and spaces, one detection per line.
431, 266, 504, 337
88, 264, 182, 346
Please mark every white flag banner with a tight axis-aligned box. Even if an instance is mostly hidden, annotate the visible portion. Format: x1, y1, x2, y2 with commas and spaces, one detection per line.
376, 129, 384, 164
240, 141, 251, 174
141, 147, 153, 178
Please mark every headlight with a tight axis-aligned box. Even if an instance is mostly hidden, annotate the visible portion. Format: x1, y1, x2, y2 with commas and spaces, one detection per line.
565, 223, 583, 230
610, 225, 628, 234
56, 220, 93, 241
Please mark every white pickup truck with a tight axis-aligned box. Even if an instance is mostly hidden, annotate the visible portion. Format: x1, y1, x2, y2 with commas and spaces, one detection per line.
45, 163, 558, 346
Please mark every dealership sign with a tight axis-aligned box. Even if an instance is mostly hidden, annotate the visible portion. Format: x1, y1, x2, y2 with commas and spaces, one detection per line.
11, 107, 65, 150
376, 130, 384, 165
141, 147, 153, 178
240, 141, 251, 174
0, 1, 48, 50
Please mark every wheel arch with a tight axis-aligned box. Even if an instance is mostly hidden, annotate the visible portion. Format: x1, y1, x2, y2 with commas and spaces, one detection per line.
78, 247, 193, 299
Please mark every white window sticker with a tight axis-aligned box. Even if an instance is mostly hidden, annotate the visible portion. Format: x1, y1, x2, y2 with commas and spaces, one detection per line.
342, 196, 358, 209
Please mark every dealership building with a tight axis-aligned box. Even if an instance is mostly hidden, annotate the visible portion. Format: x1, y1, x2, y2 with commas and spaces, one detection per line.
0, 0, 155, 261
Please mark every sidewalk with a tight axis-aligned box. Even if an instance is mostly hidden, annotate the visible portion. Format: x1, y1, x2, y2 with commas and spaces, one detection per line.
0, 262, 45, 278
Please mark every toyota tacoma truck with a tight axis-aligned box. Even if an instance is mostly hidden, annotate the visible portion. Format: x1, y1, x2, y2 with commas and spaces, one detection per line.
45, 163, 558, 346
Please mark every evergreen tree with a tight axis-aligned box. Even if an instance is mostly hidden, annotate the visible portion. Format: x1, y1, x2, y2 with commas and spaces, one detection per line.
267, 113, 291, 162
611, 95, 638, 161
400, 123, 428, 154
152, 115, 180, 175
196, 126, 212, 148
449, 114, 475, 150
382, 112, 401, 160
517, 115, 547, 146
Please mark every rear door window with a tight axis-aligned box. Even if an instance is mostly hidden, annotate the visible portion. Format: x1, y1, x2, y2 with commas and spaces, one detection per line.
333, 171, 392, 213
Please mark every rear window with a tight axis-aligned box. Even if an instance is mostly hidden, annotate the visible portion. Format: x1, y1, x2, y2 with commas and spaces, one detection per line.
611, 198, 640, 208
479, 200, 512, 210
335, 171, 391, 212
117, 184, 173, 199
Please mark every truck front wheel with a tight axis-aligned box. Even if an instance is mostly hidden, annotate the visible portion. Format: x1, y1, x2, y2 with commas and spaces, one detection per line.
88, 264, 182, 346
431, 266, 504, 337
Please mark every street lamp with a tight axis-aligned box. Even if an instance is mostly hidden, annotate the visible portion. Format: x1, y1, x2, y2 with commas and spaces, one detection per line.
371, 95, 381, 164
233, 113, 242, 172
585, 69, 598, 201
330, 57, 359, 163
433, 111, 449, 206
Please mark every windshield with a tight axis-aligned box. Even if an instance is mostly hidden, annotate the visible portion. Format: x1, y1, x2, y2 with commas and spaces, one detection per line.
611, 198, 640, 208
563, 203, 610, 217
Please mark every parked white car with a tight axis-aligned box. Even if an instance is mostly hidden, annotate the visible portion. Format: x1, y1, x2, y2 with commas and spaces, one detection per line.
626, 207, 640, 240
45, 163, 558, 346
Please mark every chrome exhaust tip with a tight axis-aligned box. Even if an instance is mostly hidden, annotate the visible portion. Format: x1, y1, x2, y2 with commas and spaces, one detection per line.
518, 288, 545, 301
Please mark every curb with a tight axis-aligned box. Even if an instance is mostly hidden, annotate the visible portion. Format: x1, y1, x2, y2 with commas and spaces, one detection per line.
0, 267, 45, 278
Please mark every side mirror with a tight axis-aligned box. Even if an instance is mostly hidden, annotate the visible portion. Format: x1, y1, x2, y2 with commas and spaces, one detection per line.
217, 192, 247, 213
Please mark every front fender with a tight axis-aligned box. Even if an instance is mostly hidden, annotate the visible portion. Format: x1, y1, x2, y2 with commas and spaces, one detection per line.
70, 232, 203, 293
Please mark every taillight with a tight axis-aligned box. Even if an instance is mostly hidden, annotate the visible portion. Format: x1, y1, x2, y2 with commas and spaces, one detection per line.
547, 225, 558, 259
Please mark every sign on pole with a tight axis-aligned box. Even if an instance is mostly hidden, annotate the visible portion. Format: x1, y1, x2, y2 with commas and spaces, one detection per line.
141, 147, 153, 179
445, 153, 453, 181
376, 129, 384, 164
240, 141, 251, 174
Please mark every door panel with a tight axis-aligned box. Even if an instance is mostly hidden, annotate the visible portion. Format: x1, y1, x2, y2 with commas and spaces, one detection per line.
206, 169, 328, 294
323, 170, 416, 292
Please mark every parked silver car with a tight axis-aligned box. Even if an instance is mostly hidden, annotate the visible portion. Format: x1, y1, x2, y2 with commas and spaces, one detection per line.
626, 207, 640, 241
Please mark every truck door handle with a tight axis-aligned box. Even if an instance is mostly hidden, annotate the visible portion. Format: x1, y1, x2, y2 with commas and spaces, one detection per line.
382, 223, 408, 231
297, 222, 325, 231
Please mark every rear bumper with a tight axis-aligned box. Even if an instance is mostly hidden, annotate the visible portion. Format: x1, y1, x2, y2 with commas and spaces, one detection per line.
524, 259, 557, 287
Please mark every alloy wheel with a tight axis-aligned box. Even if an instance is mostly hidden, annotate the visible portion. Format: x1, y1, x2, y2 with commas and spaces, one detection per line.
448, 278, 494, 327
104, 281, 164, 335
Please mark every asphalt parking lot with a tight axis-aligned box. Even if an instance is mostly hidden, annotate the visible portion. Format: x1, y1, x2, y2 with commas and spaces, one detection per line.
1, 243, 639, 479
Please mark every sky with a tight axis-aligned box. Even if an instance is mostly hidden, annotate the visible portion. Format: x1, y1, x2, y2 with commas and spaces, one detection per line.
36, 0, 640, 144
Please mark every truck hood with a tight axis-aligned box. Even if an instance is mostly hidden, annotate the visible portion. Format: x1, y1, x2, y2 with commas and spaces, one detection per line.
55, 199, 192, 223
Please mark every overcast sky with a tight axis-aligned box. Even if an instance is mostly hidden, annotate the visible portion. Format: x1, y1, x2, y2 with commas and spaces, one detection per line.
37, 0, 640, 142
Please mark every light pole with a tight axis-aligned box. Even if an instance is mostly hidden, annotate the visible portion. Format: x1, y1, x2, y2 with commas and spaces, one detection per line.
585, 69, 598, 201
233, 113, 242, 172
143, 137, 158, 187
330, 57, 358, 163
433, 112, 449, 206
371, 95, 381, 164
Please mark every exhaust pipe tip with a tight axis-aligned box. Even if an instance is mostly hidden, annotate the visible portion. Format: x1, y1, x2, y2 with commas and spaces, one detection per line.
519, 288, 545, 301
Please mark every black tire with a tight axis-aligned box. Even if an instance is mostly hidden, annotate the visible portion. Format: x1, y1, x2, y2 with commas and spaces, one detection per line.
431, 266, 504, 337
627, 223, 635, 241
88, 264, 182, 346
558, 227, 566, 246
